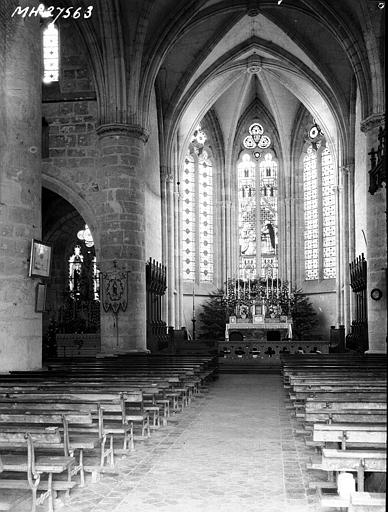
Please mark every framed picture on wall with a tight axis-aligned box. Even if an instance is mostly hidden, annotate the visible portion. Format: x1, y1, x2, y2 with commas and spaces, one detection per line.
29, 240, 52, 278
35, 283, 47, 312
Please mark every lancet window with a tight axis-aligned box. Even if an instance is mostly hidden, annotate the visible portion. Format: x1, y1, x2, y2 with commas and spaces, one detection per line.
182, 125, 214, 283
43, 22, 59, 83
303, 130, 336, 280
68, 225, 100, 300
237, 123, 278, 281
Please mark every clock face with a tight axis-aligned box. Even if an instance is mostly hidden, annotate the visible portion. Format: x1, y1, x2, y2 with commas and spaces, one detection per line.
309, 126, 319, 139
371, 288, 382, 301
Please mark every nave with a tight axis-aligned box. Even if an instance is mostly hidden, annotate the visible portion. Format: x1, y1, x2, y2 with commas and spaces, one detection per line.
21, 375, 316, 512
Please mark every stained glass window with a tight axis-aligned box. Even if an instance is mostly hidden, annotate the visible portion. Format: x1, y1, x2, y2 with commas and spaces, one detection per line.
68, 227, 100, 301
259, 154, 278, 276
321, 148, 336, 278
69, 246, 83, 299
43, 23, 59, 83
198, 150, 214, 282
238, 154, 257, 278
182, 126, 214, 282
303, 145, 319, 280
303, 142, 336, 280
237, 136, 278, 281
182, 154, 196, 281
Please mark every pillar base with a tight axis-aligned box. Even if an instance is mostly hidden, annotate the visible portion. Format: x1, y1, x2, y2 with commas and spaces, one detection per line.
364, 348, 387, 355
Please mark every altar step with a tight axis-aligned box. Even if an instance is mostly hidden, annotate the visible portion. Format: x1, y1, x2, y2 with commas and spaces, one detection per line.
218, 362, 280, 374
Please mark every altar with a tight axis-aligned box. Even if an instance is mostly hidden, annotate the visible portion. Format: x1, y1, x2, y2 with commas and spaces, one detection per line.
225, 319, 292, 342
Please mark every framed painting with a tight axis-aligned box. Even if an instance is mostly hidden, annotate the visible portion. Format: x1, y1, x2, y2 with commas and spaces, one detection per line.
29, 240, 52, 278
35, 283, 47, 312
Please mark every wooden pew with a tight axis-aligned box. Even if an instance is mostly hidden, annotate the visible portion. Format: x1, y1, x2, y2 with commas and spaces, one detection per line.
308, 448, 386, 492
297, 399, 387, 425
309, 424, 387, 450
0, 411, 95, 487
0, 431, 75, 512
0, 393, 133, 471
0, 354, 217, 511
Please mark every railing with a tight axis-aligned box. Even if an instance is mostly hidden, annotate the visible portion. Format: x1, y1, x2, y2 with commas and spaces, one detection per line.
218, 340, 330, 364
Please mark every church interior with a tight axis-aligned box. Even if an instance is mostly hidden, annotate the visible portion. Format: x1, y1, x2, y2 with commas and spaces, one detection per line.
0, 0, 386, 511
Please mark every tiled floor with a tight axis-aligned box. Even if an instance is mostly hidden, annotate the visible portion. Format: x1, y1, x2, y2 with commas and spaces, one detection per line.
31, 374, 323, 512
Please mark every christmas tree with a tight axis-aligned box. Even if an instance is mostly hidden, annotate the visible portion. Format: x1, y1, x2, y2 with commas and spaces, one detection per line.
290, 289, 318, 339
198, 289, 228, 340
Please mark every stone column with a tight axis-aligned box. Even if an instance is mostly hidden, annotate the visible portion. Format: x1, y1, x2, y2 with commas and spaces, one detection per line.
347, 164, 356, 322
166, 172, 175, 326
174, 186, 181, 327
160, 167, 168, 324
361, 114, 386, 354
96, 124, 148, 353
334, 184, 342, 327
340, 166, 351, 333
0, 4, 42, 371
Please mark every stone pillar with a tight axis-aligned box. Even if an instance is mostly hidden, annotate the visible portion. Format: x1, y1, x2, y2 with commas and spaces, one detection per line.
160, 167, 168, 324
334, 183, 343, 327
166, 172, 175, 326
0, 4, 42, 371
361, 114, 386, 354
347, 164, 356, 322
96, 124, 148, 353
174, 186, 181, 327
340, 166, 351, 333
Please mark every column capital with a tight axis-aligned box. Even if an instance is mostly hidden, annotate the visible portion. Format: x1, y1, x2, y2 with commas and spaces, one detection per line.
161, 165, 174, 183
360, 113, 385, 133
339, 164, 353, 176
96, 123, 149, 142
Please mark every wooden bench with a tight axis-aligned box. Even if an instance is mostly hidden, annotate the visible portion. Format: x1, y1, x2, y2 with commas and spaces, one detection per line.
0, 393, 133, 471
308, 448, 386, 492
308, 424, 387, 450
318, 488, 386, 511
297, 401, 387, 425
0, 431, 75, 512
0, 411, 95, 487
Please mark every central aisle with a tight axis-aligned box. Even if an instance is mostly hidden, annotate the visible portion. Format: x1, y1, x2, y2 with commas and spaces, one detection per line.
61, 375, 319, 512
